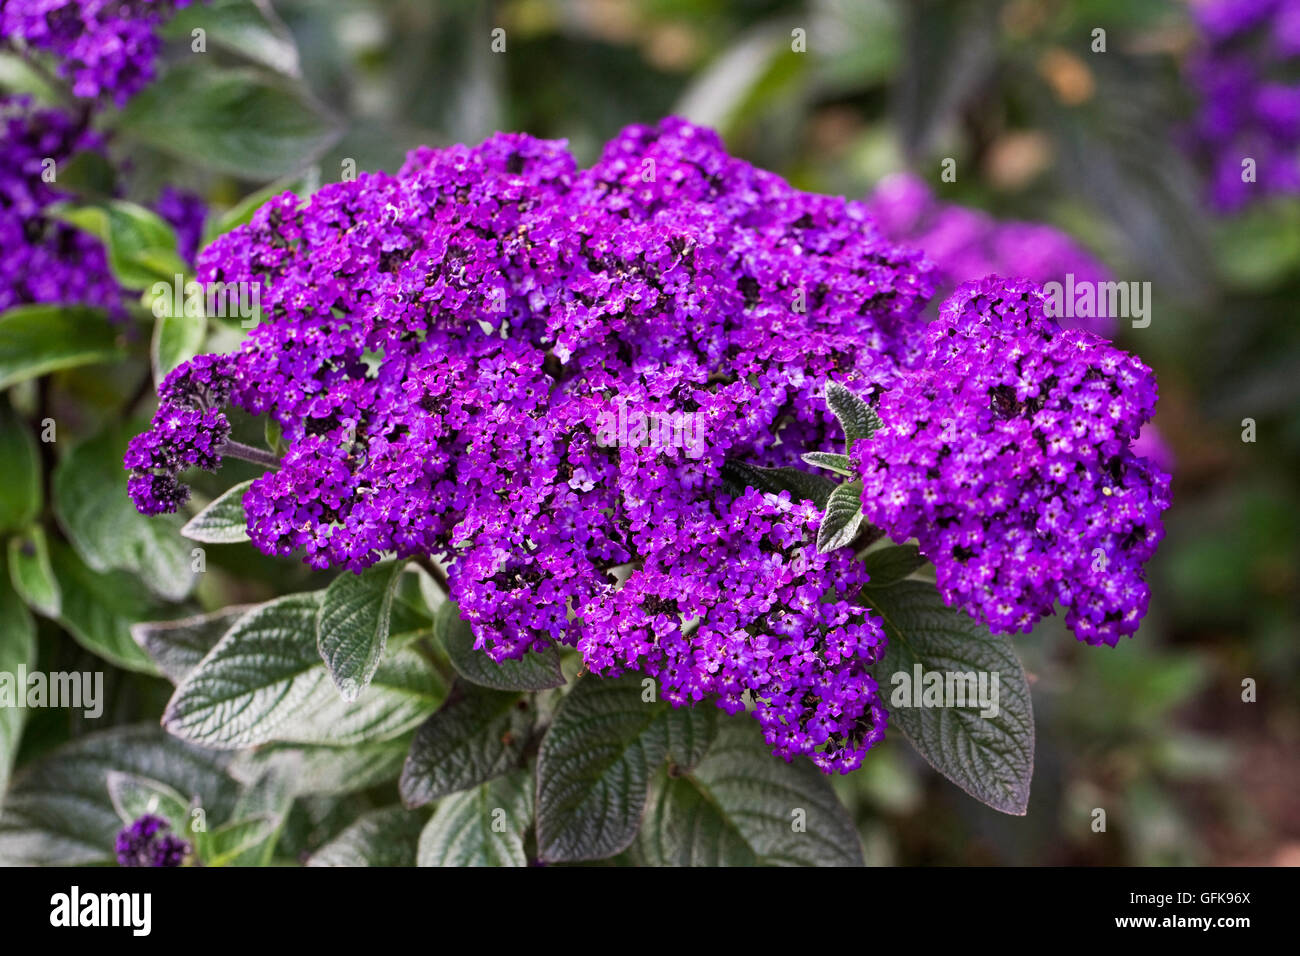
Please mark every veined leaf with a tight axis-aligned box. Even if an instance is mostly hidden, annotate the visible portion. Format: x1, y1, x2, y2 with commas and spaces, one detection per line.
535, 673, 717, 863
863, 581, 1034, 815
399, 684, 534, 808
181, 480, 253, 544
417, 771, 533, 867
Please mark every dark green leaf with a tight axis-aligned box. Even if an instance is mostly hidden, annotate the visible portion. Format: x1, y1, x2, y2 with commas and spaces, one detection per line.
0, 399, 40, 532
309, 806, 425, 867
164, 593, 445, 749
399, 685, 534, 808
317, 560, 404, 701
439, 601, 564, 692
535, 673, 716, 862
817, 480, 864, 553
48, 540, 166, 673
863, 582, 1034, 815
51, 201, 185, 290
181, 480, 253, 544
635, 717, 864, 866
131, 605, 254, 684
7, 526, 60, 618
800, 451, 853, 477
825, 379, 882, 449
152, 307, 207, 383
163, 0, 303, 76
118, 65, 342, 181
0, 305, 122, 390
417, 770, 533, 867
53, 423, 196, 602
721, 460, 837, 509
861, 544, 928, 588
0, 562, 36, 804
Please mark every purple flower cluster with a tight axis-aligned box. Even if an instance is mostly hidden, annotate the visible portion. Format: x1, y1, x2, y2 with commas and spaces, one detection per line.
1, 0, 196, 106
0, 97, 120, 313
1186, 0, 1300, 210
125, 119, 929, 770
155, 185, 207, 266
114, 814, 189, 867
866, 171, 1116, 337
853, 276, 1172, 646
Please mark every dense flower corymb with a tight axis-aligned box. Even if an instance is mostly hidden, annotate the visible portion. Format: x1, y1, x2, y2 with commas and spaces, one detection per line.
1185, 0, 1300, 211
853, 276, 1172, 646
0, 98, 120, 313
0, 0, 198, 106
125, 119, 928, 770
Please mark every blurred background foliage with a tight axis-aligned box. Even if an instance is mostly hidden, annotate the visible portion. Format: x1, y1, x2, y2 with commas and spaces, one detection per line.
8, 0, 1299, 865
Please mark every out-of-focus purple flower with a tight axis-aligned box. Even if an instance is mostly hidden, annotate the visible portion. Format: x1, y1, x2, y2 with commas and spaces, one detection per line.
0, 97, 121, 314
853, 276, 1172, 647
0, 1, 198, 107
1186, 0, 1300, 211
155, 185, 207, 267
866, 171, 1117, 336
114, 814, 190, 867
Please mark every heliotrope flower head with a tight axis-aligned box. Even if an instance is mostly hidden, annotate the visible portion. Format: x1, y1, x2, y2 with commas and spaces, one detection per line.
0, 97, 121, 314
114, 813, 190, 867
155, 185, 207, 266
1185, 0, 1300, 210
853, 276, 1172, 646
125, 119, 928, 770
1, 1, 198, 107
867, 171, 1116, 337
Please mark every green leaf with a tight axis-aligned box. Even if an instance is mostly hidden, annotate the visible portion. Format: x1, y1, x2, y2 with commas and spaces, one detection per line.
7, 526, 60, 618
230, 738, 411, 798
417, 770, 533, 867
861, 544, 928, 588
438, 601, 564, 692
131, 605, 254, 684
52, 200, 185, 290
635, 716, 864, 866
118, 64, 342, 181
399, 685, 534, 808
825, 379, 882, 449
220, 769, 293, 866
0, 725, 239, 865
0, 399, 40, 532
800, 451, 854, 477
163, 0, 303, 76
863, 581, 1035, 815
0, 305, 122, 391
535, 673, 717, 863
0, 562, 36, 806
53, 423, 196, 602
318, 560, 404, 701
152, 307, 207, 383
181, 480, 253, 544
48, 540, 165, 673
309, 806, 425, 867
817, 480, 864, 553
721, 460, 837, 509
105, 771, 194, 833
206, 814, 279, 866
164, 593, 446, 749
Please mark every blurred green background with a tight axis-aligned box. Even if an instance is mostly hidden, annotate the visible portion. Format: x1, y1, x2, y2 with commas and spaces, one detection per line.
17, 0, 1300, 865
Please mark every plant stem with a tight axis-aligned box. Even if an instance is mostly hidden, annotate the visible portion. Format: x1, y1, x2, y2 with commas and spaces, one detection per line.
414, 554, 451, 596
219, 439, 281, 469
